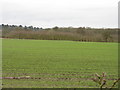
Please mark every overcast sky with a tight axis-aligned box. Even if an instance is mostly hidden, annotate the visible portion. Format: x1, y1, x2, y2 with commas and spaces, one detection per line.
0, 0, 119, 28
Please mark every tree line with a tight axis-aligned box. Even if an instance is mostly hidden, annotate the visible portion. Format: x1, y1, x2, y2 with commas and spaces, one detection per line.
0, 24, 118, 42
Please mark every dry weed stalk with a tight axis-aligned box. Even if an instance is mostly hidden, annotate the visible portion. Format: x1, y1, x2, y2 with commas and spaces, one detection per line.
92, 72, 120, 90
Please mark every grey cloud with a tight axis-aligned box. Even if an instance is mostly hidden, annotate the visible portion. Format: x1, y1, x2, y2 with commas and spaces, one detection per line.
1, 0, 118, 28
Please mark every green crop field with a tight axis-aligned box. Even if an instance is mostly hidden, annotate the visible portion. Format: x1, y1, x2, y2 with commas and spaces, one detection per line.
2, 39, 118, 88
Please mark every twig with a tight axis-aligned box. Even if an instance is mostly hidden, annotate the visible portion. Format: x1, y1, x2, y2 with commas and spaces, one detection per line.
100, 79, 106, 90
109, 78, 120, 90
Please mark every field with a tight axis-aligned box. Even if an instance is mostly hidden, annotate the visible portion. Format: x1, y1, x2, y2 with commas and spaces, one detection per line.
2, 39, 118, 88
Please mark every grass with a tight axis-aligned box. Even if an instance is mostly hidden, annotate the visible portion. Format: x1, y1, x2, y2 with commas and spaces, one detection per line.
2, 39, 118, 88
